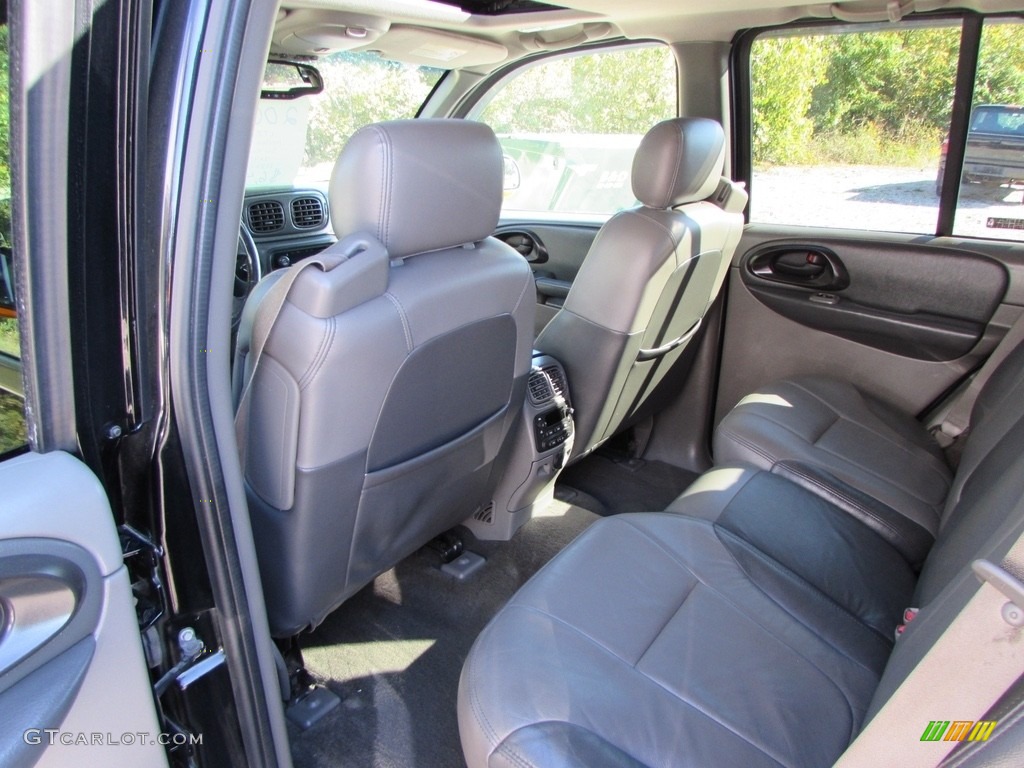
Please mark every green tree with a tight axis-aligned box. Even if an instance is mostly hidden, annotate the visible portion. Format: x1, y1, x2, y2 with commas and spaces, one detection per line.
751, 35, 829, 164
482, 46, 676, 135
303, 53, 442, 167
974, 22, 1024, 106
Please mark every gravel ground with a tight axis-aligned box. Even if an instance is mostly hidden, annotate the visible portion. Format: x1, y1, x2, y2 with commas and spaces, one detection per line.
751, 165, 1024, 242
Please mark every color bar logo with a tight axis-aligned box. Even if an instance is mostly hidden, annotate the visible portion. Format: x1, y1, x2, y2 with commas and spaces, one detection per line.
920, 720, 997, 742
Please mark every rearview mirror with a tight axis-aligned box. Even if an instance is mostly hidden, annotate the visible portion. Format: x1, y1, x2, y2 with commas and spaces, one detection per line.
260, 60, 324, 100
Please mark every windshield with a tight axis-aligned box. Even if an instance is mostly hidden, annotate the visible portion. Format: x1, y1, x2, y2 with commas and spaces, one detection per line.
246, 51, 445, 188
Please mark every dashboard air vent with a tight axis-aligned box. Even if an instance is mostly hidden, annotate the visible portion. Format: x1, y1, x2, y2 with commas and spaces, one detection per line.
527, 370, 554, 404
291, 196, 325, 228
248, 201, 285, 233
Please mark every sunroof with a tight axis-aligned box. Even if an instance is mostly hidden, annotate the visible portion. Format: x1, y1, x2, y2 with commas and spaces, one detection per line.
433, 0, 566, 14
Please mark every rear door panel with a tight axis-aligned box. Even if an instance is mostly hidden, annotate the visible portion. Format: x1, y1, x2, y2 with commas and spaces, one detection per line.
0, 452, 166, 768
716, 226, 1015, 422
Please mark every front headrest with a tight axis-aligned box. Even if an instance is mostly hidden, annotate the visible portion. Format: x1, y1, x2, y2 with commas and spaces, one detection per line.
631, 118, 726, 209
329, 119, 503, 260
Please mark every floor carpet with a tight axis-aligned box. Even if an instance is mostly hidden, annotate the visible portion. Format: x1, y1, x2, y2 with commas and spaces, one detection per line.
556, 447, 699, 515
289, 500, 598, 768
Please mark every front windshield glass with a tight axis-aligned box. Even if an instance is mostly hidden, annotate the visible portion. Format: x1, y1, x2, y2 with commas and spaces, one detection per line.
246, 51, 444, 188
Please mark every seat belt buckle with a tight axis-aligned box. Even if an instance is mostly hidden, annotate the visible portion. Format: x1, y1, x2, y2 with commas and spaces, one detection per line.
930, 422, 962, 448
895, 606, 920, 641
972, 559, 1024, 628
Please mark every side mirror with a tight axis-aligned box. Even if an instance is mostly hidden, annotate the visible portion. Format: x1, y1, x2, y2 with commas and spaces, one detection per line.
502, 156, 521, 192
260, 60, 324, 100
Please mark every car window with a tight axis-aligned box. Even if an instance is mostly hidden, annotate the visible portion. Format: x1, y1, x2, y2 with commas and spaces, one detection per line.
473, 44, 677, 217
749, 23, 961, 235
952, 19, 1024, 242
0, 21, 26, 455
246, 51, 444, 188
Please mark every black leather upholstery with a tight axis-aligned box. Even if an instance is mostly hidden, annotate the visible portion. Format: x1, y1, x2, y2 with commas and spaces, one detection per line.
459, 338, 1024, 767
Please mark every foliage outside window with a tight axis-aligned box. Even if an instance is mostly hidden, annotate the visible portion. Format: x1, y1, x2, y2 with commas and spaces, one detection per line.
749, 21, 1024, 242
477, 45, 677, 216
247, 52, 443, 187
0, 21, 27, 454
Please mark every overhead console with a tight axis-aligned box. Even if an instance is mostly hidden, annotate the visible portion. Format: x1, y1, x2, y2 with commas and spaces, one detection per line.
465, 353, 574, 541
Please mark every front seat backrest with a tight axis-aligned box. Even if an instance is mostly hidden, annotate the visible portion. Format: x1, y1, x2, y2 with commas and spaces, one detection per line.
235, 119, 534, 636
535, 117, 744, 461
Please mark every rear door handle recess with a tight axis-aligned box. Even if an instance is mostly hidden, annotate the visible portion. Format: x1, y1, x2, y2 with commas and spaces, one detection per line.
747, 245, 849, 290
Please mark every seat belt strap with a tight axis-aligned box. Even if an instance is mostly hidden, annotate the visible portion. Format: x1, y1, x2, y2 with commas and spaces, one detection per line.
834, 532, 1024, 768
233, 255, 345, 465
937, 308, 1024, 445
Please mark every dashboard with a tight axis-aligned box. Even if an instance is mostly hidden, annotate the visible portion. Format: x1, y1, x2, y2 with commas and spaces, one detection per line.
242, 188, 335, 272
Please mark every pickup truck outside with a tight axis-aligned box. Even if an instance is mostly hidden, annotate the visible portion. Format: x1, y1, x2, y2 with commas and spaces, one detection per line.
937, 104, 1024, 195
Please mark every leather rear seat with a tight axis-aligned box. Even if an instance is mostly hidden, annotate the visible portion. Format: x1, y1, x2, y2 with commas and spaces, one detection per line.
458, 341, 1024, 767
713, 376, 952, 558
713, 342, 1024, 565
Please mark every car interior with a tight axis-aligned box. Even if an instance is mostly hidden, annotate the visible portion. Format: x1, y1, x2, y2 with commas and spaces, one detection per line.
4, 0, 1024, 766
215, 1, 1024, 766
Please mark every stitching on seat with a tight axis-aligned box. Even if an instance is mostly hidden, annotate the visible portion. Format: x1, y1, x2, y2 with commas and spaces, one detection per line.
496, 723, 651, 768
384, 292, 413, 351
777, 462, 908, 543
467, 629, 503, 750
717, 427, 778, 465
787, 380, 951, 483
716, 525, 894, 652
810, 438, 949, 504
506, 516, 867, 759
619, 514, 882, 687
298, 317, 336, 390
510, 260, 534, 316
635, 579, 700, 668
501, 602, 794, 765
494, 741, 537, 768
809, 412, 843, 446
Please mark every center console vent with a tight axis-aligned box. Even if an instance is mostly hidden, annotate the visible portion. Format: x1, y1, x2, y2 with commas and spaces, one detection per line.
528, 370, 554, 404
541, 365, 566, 401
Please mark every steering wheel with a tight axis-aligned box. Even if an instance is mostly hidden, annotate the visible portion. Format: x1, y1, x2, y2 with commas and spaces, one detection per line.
233, 223, 262, 331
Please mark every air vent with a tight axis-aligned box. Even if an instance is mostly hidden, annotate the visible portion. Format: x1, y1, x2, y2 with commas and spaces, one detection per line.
248, 201, 285, 233
291, 196, 325, 228
528, 370, 554, 404
473, 502, 494, 525
542, 365, 567, 402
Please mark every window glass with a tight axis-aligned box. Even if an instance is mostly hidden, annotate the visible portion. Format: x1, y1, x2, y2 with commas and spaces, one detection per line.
0, 22, 27, 454
952, 19, 1024, 242
750, 24, 961, 234
246, 52, 444, 188
476, 45, 677, 217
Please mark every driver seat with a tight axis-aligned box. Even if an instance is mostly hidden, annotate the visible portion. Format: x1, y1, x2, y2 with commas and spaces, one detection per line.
233, 119, 534, 636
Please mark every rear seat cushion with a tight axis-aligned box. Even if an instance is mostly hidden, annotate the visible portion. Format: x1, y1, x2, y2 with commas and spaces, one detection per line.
713, 376, 951, 540
459, 476, 914, 768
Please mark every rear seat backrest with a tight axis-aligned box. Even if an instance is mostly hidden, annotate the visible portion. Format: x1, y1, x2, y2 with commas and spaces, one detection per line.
943, 340, 1024, 512
911, 340, 1024, 602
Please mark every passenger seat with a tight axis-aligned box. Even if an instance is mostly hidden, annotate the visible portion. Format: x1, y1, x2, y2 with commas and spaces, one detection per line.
535, 117, 746, 462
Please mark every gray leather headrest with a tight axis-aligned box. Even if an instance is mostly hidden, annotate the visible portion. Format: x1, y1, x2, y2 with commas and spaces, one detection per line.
329, 119, 503, 259
631, 118, 726, 209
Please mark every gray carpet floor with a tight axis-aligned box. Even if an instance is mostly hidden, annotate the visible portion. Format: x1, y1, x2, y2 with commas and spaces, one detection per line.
556, 449, 699, 515
289, 500, 598, 768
